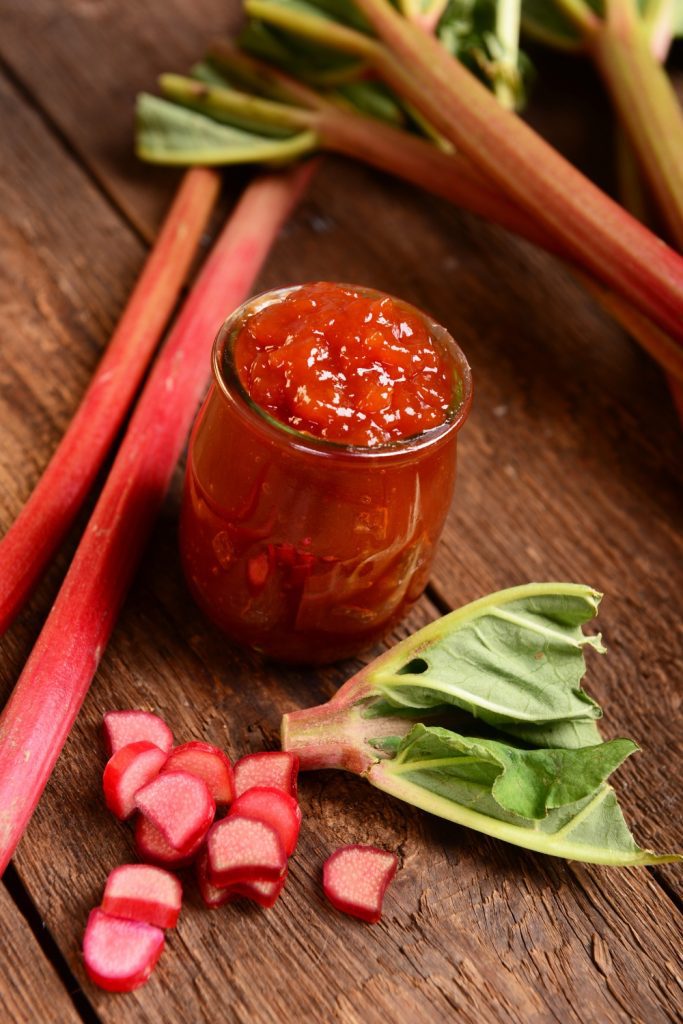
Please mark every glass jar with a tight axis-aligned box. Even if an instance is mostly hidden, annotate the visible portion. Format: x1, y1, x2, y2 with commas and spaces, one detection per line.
179, 284, 472, 664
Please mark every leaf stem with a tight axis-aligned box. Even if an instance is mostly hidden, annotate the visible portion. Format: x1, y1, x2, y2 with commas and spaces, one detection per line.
494, 0, 523, 109
551, 0, 602, 34
245, 0, 380, 60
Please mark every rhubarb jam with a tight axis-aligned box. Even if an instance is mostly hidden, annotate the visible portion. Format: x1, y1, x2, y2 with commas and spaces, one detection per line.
180, 283, 472, 664
234, 283, 453, 446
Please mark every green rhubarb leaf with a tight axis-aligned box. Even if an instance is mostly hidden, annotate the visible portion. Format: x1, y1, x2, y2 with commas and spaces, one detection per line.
366, 582, 605, 748
389, 724, 637, 818
135, 93, 318, 166
370, 723, 681, 865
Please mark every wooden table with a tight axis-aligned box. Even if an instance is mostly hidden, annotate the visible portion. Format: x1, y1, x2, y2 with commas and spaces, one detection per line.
0, 2, 681, 1021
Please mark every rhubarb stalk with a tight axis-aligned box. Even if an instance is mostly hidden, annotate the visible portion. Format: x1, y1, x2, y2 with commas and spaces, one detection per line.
250, 0, 683, 341
154, 72, 551, 250
146, 57, 683, 385
558, 0, 683, 249
0, 168, 220, 635
0, 166, 312, 875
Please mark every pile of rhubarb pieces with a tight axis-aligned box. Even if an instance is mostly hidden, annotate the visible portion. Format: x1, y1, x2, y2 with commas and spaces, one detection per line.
82, 709, 398, 992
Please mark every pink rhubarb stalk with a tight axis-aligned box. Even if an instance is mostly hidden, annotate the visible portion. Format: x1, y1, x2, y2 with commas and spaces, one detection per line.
0, 165, 312, 876
103, 709, 174, 756
0, 168, 220, 635
563, 0, 683, 249
311, 0, 683, 341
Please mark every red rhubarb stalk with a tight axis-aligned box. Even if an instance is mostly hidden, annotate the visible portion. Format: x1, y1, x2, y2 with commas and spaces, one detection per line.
0, 165, 313, 876
0, 168, 220, 635
562, 0, 683, 249
256, 0, 683, 341
204, 43, 683, 384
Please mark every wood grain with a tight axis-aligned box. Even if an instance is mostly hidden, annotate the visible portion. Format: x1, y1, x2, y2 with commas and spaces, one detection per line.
1, 0, 230, 240
0, 0, 681, 1021
0, 882, 81, 1024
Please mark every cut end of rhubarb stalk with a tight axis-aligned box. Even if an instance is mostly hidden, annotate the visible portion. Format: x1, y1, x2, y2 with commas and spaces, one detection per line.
230, 786, 302, 856
163, 741, 234, 805
102, 864, 182, 929
103, 710, 173, 757
83, 908, 165, 993
103, 741, 169, 820
135, 770, 215, 851
207, 815, 287, 885
135, 814, 204, 869
233, 751, 299, 799
323, 845, 398, 924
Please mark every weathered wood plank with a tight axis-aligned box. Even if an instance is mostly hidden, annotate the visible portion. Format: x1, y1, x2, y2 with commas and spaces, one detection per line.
0, 59, 681, 1022
0, 881, 82, 1024
1, 0, 229, 240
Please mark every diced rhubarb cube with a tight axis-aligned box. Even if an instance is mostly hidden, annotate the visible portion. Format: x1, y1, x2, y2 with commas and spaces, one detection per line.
135, 770, 215, 851
162, 741, 234, 805
322, 845, 397, 924
230, 786, 301, 856
103, 742, 168, 820
83, 908, 164, 992
232, 869, 288, 909
233, 751, 299, 799
134, 815, 204, 869
196, 852, 237, 909
207, 815, 286, 886
101, 864, 182, 929
102, 710, 173, 757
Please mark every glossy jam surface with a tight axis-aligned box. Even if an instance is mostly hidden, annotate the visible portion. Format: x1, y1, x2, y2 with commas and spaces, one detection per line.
180, 284, 470, 664
234, 282, 452, 447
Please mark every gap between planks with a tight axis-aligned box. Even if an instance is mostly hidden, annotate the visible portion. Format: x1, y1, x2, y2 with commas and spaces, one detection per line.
3, 864, 100, 1024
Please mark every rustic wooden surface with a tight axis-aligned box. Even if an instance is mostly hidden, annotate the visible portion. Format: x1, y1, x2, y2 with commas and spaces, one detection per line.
0, 1, 682, 1021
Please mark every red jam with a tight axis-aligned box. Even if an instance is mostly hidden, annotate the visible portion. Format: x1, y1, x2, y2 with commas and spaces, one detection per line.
180, 283, 471, 664
234, 283, 452, 447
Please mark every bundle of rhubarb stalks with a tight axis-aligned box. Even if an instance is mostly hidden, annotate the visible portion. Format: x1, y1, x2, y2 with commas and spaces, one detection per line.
135, 0, 683, 407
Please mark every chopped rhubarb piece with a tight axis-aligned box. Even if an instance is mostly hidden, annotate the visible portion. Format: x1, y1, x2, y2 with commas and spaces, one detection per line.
103, 741, 168, 820
135, 770, 215, 851
101, 864, 182, 929
134, 814, 204, 869
162, 741, 234, 805
233, 751, 299, 799
232, 869, 288, 909
323, 845, 398, 924
230, 786, 301, 856
196, 852, 237, 909
103, 710, 173, 757
207, 815, 286, 885
83, 908, 165, 993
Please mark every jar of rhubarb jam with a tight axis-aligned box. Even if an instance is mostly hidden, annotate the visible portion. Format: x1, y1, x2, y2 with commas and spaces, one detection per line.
179, 283, 472, 664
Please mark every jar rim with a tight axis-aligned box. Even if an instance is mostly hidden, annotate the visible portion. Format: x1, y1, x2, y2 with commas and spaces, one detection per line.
211, 282, 473, 459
